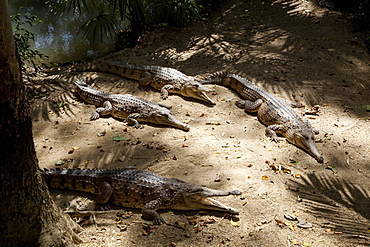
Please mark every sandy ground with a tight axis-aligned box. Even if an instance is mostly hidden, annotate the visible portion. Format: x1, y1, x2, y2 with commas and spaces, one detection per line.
30, 0, 370, 246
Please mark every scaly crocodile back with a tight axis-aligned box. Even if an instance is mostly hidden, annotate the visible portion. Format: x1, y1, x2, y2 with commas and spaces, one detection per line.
41, 167, 169, 207
75, 78, 110, 107
73, 60, 192, 89
203, 73, 299, 124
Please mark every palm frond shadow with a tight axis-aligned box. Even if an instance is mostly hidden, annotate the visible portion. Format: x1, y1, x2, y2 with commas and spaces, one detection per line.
28, 75, 77, 123
288, 172, 370, 240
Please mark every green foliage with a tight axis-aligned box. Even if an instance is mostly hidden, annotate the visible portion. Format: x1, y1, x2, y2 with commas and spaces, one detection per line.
46, 0, 208, 46
80, 13, 118, 43
11, 13, 52, 73
147, 0, 203, 27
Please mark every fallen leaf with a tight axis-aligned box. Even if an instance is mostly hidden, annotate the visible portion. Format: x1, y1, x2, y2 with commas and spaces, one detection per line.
230, 220, 240, 227
270, 164, 278, 172
287, 222, 295, 230
72, 147, 80, 150
282, 166, 291, 173
326, 166, 338, 174
275, 219, 287, 228
55, 159, 66, 166
305, 105, 320, 115
177, 222, 186, 229
112, 135, 126, 142
262, 175, 268, 180
290, 239, 299, 245
222, 143, 230, 148
361, 105, 370, 111
205, 122, 221, 125
290, 160, 298, 165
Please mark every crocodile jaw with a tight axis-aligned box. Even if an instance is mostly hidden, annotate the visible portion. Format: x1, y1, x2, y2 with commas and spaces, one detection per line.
183, 196, 240, 214
152, 111, 190, 131
174, 187, 241, 213
290, 131, 324, 163
183, 83, 216, 105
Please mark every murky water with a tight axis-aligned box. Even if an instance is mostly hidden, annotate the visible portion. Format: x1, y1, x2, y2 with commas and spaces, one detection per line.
9, 0, 117, 63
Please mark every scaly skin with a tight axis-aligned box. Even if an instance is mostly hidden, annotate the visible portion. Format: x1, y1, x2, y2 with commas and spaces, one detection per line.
202, 73, 324, 163
66, 60, 216, 105
41, 167, 242, 224
75, 79, 190, 131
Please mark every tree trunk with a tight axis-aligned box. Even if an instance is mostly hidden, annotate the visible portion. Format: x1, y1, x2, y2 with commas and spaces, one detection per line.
0, 1, 83, 246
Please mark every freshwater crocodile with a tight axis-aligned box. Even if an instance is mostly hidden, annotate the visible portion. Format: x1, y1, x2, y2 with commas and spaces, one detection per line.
59, 60, 215, 104
41, 167, 241, 224
75, 78, 190, 131
202, 73, 324, 163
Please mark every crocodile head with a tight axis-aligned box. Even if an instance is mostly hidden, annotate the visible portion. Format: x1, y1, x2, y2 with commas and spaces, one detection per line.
151, 109, 190, 131
287, 126, 324, 163
167, 180, 241, 214
182, 81, 216, 105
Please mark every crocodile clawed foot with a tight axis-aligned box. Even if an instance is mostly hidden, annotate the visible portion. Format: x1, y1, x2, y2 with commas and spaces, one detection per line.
90, 112, 100, 120
95, 204, 111, 211
153, 216, 165, 225
229, 190, 242, 195
269, 136, 280, 143
161, 95, 169, 100
139, 85, 150, 92
133, 124, 142, 129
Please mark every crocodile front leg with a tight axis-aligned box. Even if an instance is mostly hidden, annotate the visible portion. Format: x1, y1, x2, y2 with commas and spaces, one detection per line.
91, 101, 113, 120
142, 199, 165, 224
160, 84, 174, 100
235, 99, 263, 112
265, 124, 285, 142
126, 113, 142, 129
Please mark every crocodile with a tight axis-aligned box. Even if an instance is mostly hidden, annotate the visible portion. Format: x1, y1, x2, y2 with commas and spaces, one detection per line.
56, 60, 216, 105
41, 167, 242, 224
75, 78, 190, 131
202, 73, 324, 163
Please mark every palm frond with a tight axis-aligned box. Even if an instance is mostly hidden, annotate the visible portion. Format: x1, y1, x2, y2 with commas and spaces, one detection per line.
46, 0, 89, 15
79, 13, 118, 43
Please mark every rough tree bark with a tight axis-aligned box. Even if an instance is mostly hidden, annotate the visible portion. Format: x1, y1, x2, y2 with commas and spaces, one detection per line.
0, 0, 83, 246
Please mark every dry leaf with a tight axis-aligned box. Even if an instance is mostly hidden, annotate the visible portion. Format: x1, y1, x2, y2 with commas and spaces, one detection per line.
230, 220, 240, 227
275, 219, 287, 228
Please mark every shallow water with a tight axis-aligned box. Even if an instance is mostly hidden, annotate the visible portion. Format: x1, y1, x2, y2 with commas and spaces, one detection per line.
9, 0, 117, 63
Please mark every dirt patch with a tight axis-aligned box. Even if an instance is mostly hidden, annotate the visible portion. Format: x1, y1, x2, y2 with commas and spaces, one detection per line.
31, 0, 370, 246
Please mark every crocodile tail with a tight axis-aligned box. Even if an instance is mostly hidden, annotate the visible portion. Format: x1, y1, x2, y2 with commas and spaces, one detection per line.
201, 71, 228, 85
75, 78, 88, 87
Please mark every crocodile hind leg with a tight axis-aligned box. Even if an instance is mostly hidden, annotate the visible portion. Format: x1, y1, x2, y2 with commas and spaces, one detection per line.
142, 199, 165, 224
235, 99, 263, 112
138, 71, 152, 86
94, 181, 114, 211
90, 101, 113, 120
